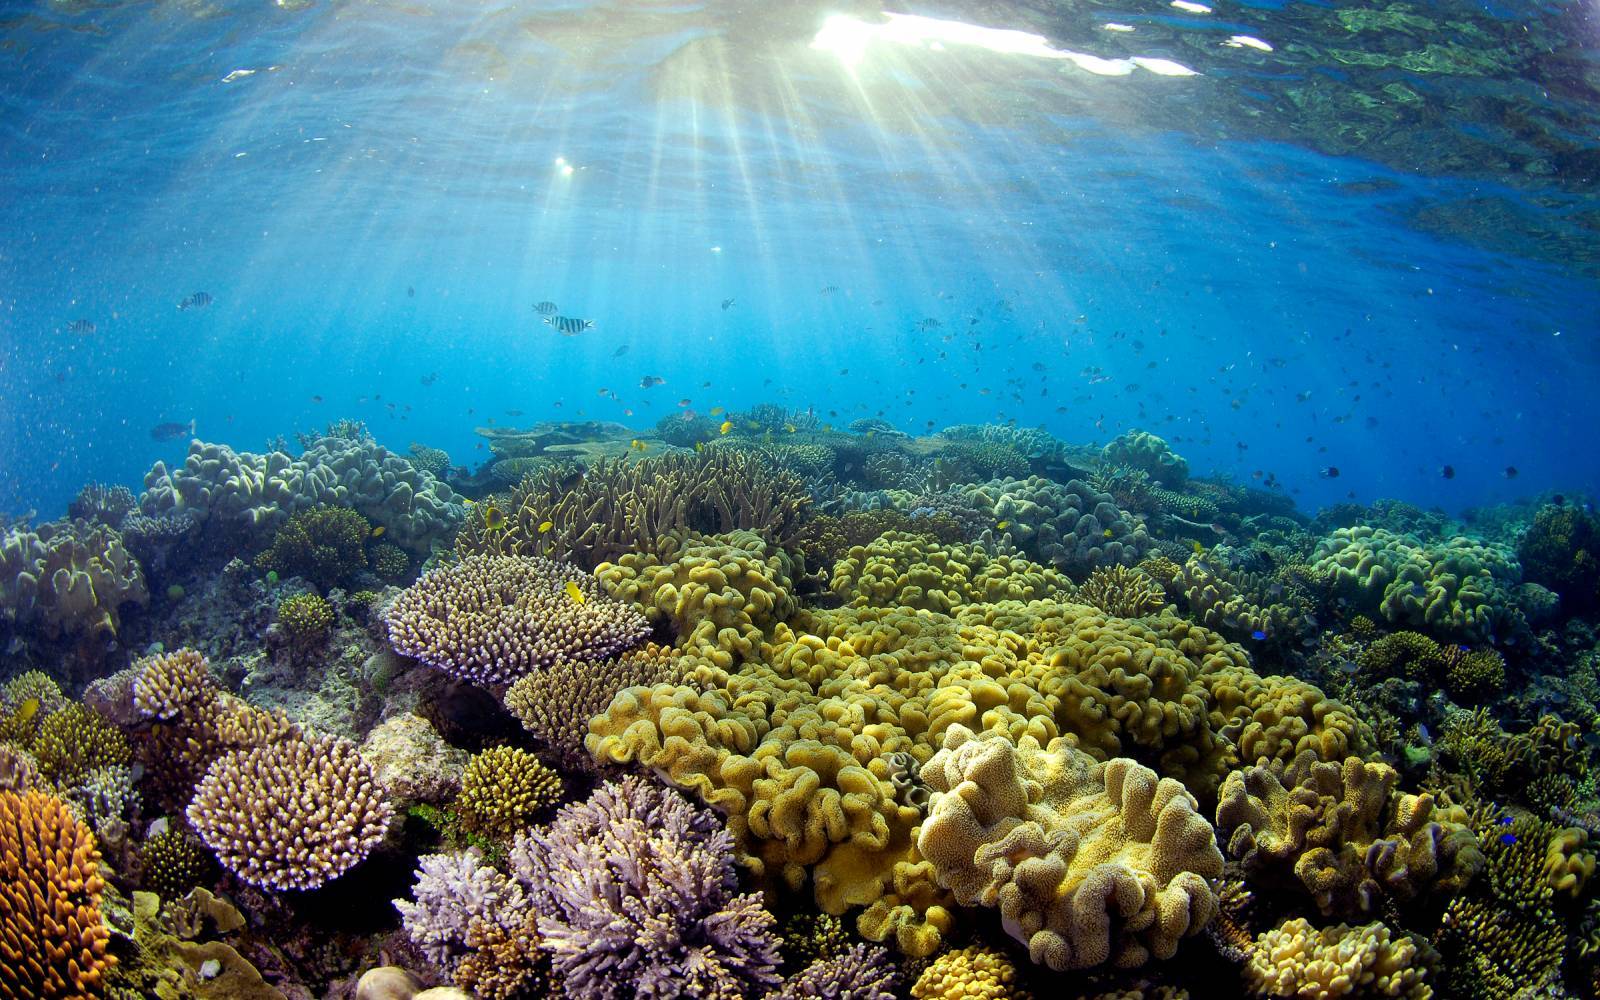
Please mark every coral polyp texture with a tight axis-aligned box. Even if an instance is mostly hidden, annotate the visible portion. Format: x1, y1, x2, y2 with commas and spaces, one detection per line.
502, 645, 679, 773
385, 554, 649, 685
0, 517, 148, 640
917, 725, 1223, 971
454, 745, 562, 840
960, 476, 1151, 576
1245, 917, 1433, 999
186, 731, 393, 891
0, 789, 114, 999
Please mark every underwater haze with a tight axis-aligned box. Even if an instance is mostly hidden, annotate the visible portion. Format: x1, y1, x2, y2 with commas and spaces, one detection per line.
7, 3, 1600, 1000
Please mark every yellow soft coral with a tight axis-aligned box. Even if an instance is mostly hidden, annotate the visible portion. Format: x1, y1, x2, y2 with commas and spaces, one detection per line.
915, 725, 1222, 971
911, 944, 1032, 1000
1245, 917, 1432, 999
831, 532, 1071, 612
597, 530, 797, 668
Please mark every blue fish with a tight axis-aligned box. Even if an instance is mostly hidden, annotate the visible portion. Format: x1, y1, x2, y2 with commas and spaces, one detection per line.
1250, 630, 1268, 641
1500, 832, 1517, 845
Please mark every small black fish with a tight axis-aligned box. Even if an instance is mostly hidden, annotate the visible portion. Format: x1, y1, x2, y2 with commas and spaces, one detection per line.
1440, 465, 1455, 480
721, 298, 735, 310
420, 372, 439, 386
407, 286, 415, 298
639, 375, 665, 388
1504, 466, 1518, 479
819, 285, 839, 294
534, 301, 560, 316
613, 345, 629, 358
544, 316, 593, 336
178, 291, 213, 310
150, 418, 196, 442
68, 319, 96, 335
1320, 466, 1340, 479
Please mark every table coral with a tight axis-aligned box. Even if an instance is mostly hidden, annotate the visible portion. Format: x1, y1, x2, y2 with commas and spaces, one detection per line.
0, 789, 114, 999
186, 731, 393, 891
1215, 752, 1482, 916
917, 725, 1222, 971
598, 529, 798, 667
1245, 917, 1433, 999
830, 532, 1072, 612
386, 555, 649, 686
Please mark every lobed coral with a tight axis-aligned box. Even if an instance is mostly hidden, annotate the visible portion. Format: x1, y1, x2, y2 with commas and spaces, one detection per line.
186, 731, 392, 891
386, 555, 649, 686
830, 532, 1072, 613
1101, 430, 1189, 487
598, 530, 798, 667
916, 725, 1223, 971
0, 517, 148, 641
1245, 917, 1433, 999
0, 789, 114, 999
961, 477, 1151, 576
1215, 752, 1482, 916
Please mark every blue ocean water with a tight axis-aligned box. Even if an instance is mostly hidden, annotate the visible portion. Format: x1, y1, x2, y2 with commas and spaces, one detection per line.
2, 0, 1596, 518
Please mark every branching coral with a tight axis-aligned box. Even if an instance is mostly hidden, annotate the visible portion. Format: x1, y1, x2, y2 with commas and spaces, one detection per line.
138, 827, 212, 900
277, 592, 334, 643
186, 732, 392, 891
916, 725, 1222, 971
0, 789, 114, 998
1215, 752, 1483, 916
31, 702, 130, 785
598, 530, 798, 667
386, 555, 649, 685
454, 746, 562, 841
455, 450, 811, 569
254, 504, 371, 589
1517, 502, 1600, 614
502, 646, 679, 773
1076, 565, 1168, 618
830, 532, 1072, 612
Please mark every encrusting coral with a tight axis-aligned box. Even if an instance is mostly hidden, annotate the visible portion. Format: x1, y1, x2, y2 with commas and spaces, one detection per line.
916, 725, 1223, 971
0, 789, 115, 999
1215, 751, 1483, 916
186, 731, 393, 891
386, 554, 649, 686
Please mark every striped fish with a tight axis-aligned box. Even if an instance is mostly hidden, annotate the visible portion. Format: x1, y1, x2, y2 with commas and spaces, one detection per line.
68, 319, 96, 335
179, 291, 213, 310
533, 300, 560, 316
544, 315, 593, 336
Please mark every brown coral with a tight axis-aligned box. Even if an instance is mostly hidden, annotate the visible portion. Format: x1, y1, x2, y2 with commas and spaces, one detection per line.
186, 732, 393, 891
1076, 565, 1169, 619
386, 555, 649, 686
0, 789, 114, 999
131, 647, 214, 721
502, 645, 679, 773
455, 746, 562, 841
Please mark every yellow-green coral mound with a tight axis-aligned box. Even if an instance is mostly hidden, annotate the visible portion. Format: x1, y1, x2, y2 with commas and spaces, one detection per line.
597, 530, 797, 667
917, 725, 1222, 971
455, 746, 562, 840
1246, 917, 1433, 999
911, 944, 1032, 999
1216, 752, 1482, 916
830, 532, 1072, 613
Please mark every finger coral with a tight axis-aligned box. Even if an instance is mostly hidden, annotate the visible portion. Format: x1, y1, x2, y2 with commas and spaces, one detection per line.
1076, 564, 1169, 618
454, 746, 562, 841
916, 725, 1222, 971
513, 775, 782, 1000
1215, 752, 1482, 916
910, 944, 1031, 1000
386, 555, 649, 686
0, 789, 115, 999
254, 504, 371, 590
1245, 917, 1433, 999
186, 732, 393, 891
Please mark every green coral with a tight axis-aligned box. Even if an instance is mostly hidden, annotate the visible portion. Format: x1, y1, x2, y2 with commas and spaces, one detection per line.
454, 746, 563, 841
276, 592, 333, 643
254, 505, 371, 590
1517, 503, 1600, 614
139, 828, 212, 900
31, 702, 131, 785
369, 541, 411, 581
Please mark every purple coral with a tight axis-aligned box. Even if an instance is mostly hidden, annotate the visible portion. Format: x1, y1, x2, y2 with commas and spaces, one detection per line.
394, 847, 527, 969
767, 944, 900, 1000
511, 775, 782, 1000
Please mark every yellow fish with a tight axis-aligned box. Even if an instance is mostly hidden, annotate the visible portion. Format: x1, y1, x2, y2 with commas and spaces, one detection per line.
695, 441, 705, 452
484, 505, 507, 531
710, 406, 725, 416
996, 521, 1010, 530
785, 423, 796, 433
1103, 529, 1114, 539
1190, 540, 1205, 555
719, 421, 734, 435
564, 580, 586, 604
13, 698, 39, 726
538, 520, 554, 534
370, 525, 385, 538
822, 424, 833, 433
630, 439, 648, 452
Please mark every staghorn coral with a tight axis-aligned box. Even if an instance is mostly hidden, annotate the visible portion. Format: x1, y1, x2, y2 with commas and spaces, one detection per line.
395, 847, 527, 969
454, 746, 562, 841
910, 944, 1032, 1000
830, 532, 1072, 612
0, 517, 148, 641
0, 789, 114, 999
453, 911, 551, 1000
186, 731, 392, 891
916, 725, 1222, 971
1101, 430, 1189, 487
502, 645, 678, 773
1215, 752, 1483, 916
131, 647, 212, 721
455, 450, 811, 569
1245, 917, 1433, 999
253, 504, 371, 590
1076, 565, 1168, 618
1311, 527, 1521, 642
765, 942, 899, 1000
961, 476, 1150, 576
31, 702, 131, 785
276, 592, 334, 643
598, 530, 798, 668
386, 555, 649, 686
512, 775, 783, 1000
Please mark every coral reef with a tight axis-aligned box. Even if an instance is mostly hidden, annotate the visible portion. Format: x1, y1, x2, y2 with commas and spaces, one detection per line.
254, 505, 372, 590
502, 645, 678, 773
385, 555, 649, 685
1517, 502, 1600, 615
917, 725, 1222, 970
0, 517, 148, 641
1101, 430, 1189, 487
454, 746, 562, 840
1245, 917, 1434, 999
